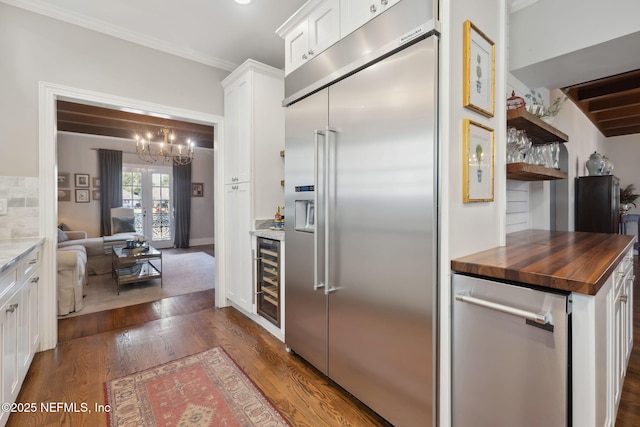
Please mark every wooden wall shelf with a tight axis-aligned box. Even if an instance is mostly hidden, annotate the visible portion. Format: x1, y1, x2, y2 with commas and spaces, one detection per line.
507, 109, 569, 145
506, 163, 568, 181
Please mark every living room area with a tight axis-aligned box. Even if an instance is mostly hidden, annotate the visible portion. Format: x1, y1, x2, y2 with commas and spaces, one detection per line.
55, 105, 217, 317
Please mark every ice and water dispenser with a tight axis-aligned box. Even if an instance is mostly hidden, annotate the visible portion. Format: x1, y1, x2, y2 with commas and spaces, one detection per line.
293, 185, 314, 232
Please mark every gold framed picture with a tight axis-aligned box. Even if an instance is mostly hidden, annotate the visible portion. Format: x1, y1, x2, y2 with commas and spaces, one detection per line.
463, 20, 495, 117
463, 119, 494, 203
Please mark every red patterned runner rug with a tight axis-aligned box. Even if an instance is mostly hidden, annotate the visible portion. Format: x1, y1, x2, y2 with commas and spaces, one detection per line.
104, 346, 291, 426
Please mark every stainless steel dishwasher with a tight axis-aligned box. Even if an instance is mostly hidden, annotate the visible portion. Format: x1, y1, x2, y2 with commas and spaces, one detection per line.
452, 273, 571, 427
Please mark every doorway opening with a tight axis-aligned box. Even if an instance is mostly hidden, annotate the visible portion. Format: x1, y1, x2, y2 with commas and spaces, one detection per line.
39, 82, 226, 351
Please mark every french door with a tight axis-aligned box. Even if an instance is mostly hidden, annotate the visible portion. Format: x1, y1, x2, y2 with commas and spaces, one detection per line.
122, 166, 173, 249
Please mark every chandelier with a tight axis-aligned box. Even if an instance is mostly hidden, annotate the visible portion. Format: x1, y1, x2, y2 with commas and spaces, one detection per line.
134, 127, 194, 165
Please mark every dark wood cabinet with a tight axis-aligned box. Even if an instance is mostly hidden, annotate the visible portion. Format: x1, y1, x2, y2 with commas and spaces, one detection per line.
575, 175, 620, 233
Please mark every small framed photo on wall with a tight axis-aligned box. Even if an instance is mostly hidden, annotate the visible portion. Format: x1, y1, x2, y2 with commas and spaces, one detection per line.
75, 189, 90, 203
75, 173, 90, 188
58, 189, 71, 202
92, 177, 100, 188
58, 172, 70, 188
92, 189, 100, 201
192, 183, 204, 197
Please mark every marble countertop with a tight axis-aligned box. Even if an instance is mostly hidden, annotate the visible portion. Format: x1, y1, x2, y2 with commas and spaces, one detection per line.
0, 238, 44, 274
252, 228, 285, 241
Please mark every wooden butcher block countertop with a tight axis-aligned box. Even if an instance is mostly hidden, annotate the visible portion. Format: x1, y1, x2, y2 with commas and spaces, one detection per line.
451, 230, 635, 295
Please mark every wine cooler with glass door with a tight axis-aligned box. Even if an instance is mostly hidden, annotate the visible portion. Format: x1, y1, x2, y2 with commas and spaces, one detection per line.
256, 237, 281, 326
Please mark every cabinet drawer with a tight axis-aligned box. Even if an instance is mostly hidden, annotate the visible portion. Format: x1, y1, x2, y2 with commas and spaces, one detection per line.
21, 247, 40, 279
0, 267, 18, 303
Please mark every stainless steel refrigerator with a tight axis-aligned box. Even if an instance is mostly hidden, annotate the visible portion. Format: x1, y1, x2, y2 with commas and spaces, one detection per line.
284, 1, 438, 425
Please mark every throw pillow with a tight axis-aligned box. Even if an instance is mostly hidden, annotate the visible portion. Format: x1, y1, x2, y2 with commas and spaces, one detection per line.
112, 216, 136, 234
57, 228, 69, 243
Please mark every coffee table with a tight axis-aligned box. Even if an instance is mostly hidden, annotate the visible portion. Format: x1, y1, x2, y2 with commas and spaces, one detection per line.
111, 245, 162, 294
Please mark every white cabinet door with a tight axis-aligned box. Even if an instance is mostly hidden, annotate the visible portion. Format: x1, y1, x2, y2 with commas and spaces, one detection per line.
224, 183, 253, 313
340, 0, 402, 37
625, 269, 634, 364
308, 0, 340, 58
24, 274, 39, 371
285, 0, 340, 74
1, 291, 20, 415
285, 20, 310, 74
340, 0, 373, 36
224, 74, 252, 184
613, 278, 625, 410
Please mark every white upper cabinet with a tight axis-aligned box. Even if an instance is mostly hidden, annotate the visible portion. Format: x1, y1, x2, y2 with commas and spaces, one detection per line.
223, 73, 252, 184
281, 0, 340, 75
279, 0, 403, 75
341, 0, 402, 36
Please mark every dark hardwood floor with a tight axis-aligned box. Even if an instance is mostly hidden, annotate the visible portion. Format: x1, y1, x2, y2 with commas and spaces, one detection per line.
11, 268, 389, 426
10, 250, 640, 426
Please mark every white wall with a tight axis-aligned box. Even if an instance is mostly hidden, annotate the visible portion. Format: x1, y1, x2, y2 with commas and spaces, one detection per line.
549, 89, 607, 231
509, 0, 640, 89
440, 0, 507, 425
0, 2, 229, 178
604, 134, 640, 215
444, 2, 507, 260
57, 132, 215, 243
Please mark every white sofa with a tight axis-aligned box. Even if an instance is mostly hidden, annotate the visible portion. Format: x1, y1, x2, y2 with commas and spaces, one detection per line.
56, 228, 134, 315
56, 240, 87, 316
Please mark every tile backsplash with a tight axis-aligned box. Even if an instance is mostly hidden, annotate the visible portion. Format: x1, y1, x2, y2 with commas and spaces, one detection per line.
0, 176, 39, 239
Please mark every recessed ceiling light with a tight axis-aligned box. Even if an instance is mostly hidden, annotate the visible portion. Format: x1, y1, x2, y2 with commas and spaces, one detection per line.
234, 0, 251, 4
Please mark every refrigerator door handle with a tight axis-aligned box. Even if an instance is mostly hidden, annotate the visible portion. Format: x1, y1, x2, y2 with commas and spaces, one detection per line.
324, 127, 337, 295
455, 292, 553, 327
314, 130, 326, 290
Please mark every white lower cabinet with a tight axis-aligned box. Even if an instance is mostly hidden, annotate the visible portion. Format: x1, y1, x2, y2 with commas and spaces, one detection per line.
224, 182, 253, 313
1, 290, 20, 422
0, 242, 41, 427
572, 247, 634, 427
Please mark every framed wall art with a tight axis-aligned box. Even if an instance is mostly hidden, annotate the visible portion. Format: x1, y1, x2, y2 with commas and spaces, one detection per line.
463, 119, 494, 203
92, 189, 100, 201
75, 189, 90, 203
192, 183, 204, 197
92, 177, 100, 188
58, 172, 70, 188
463, 20, 495, 117
75, 173, 90, 187
58, 189, 71, 202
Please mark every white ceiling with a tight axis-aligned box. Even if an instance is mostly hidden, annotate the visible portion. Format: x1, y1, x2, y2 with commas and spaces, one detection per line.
0, 0, 307, 71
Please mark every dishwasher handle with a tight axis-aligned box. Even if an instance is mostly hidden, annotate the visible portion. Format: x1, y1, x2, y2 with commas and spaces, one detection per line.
455, 292, 553, 330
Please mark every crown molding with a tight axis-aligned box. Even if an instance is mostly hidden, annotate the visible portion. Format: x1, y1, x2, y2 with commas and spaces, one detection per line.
1, 0, 238, 71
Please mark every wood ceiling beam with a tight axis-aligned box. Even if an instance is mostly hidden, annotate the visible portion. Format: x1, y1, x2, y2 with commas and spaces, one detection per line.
56, 100, 214, 149
587, 91, 640, 112
603, 124, 640, 137
598, 115, 640, 131
593, 104, 640, 122
564, 69, 640, 137
575, 71, 640, 101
